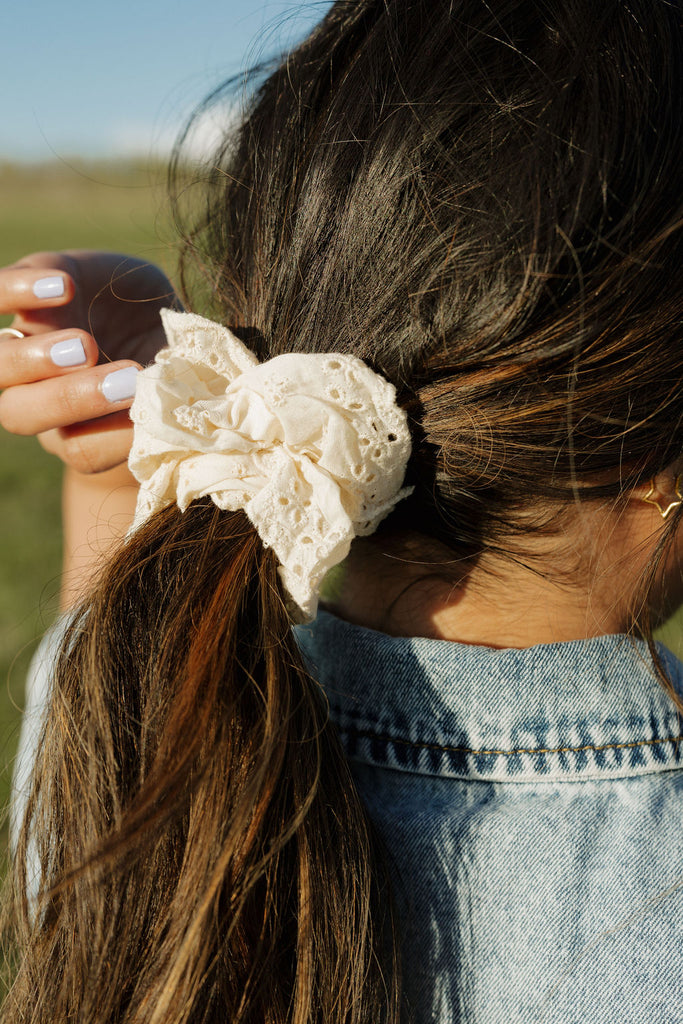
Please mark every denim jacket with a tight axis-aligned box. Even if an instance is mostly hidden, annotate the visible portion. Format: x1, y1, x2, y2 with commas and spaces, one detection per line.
16, 613, 683, 1022
295, 612, 683, 1024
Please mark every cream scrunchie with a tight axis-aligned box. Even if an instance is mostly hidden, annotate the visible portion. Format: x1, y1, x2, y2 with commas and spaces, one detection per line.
128, 309, 412, 620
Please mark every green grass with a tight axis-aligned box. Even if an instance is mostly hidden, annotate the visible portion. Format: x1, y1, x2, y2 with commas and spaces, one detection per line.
0, 159, 177, 846
0, 159, 174, 264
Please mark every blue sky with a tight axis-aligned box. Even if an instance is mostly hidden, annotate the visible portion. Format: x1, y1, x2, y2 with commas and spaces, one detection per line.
2, 1, 332, 162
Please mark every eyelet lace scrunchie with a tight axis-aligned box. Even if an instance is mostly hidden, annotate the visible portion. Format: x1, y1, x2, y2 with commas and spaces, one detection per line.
128, 310, 412, 620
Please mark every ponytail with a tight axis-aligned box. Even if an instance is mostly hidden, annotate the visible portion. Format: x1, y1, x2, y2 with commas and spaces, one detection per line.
7, 501, 401, 1023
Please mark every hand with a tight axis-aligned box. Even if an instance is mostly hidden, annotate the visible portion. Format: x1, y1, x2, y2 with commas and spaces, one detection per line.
0, 250, 177, 473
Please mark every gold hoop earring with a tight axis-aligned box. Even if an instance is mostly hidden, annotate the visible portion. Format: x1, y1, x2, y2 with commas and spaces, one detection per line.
643, 475, 683, 519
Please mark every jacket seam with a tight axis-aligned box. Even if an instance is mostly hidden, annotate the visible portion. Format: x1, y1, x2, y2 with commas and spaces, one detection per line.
340, 727, 683, 758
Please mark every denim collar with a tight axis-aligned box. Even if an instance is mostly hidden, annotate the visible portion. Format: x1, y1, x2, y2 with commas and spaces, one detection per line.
294, 612, 683, 783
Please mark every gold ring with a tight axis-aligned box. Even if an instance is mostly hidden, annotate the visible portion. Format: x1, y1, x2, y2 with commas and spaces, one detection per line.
0, 328, 25, 340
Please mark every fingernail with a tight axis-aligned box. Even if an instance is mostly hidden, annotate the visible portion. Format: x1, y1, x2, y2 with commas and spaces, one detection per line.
102, 366, 138, 403
50, 337, 86, 368
33, 276, 65, 299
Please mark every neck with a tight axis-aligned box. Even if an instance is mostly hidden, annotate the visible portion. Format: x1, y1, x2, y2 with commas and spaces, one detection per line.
321, 523, 656, 648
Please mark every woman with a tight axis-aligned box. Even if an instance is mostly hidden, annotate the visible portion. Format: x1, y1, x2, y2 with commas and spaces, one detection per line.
1, 1, 683, 1020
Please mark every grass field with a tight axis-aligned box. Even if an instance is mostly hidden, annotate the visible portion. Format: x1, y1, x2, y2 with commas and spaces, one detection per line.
0, 159, 177, 848
1, 159, 683, 865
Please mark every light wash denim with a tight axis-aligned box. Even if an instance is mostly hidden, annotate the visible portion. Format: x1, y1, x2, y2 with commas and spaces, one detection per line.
295, 612, 683, 1024
15, 613, 683, 1021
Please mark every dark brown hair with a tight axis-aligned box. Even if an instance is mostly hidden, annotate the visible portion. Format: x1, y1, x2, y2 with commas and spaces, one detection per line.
6, 1, 683, 1020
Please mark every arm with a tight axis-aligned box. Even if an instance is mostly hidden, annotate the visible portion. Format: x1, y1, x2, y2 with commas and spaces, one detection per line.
61, 463, 139, 609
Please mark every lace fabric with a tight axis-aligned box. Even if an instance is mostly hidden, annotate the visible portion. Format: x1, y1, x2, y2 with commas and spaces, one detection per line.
128, 309, 412, 619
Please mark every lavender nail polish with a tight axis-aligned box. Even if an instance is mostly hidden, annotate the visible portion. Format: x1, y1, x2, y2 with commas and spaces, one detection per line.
50, 337, 86, 368
102, 366, 138, 403
33, 276, 65, 299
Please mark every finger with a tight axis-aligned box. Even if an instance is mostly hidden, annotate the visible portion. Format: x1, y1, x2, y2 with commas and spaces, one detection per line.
0, 268, 74, 313
40, 412, 135, 475
0, 329, 98, 387
0, 361, 140, 436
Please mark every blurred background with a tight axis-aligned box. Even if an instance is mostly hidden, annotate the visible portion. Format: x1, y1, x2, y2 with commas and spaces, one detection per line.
0, 0, 332, 851
1, 0, 682, 860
